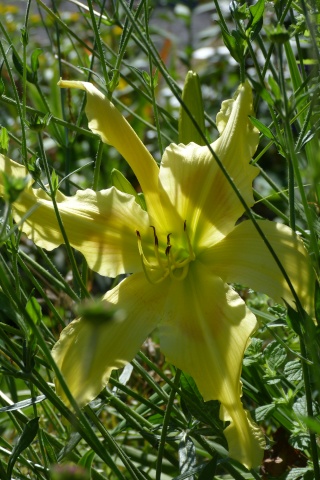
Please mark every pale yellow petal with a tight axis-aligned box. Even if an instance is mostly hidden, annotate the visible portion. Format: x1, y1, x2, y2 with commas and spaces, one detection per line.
53, 272, 168, 405
0, 156, 150, 277
58, 80, 170, 224
158, 81, 259, 248
158, 262, 265, 469
200, 220, 314, 313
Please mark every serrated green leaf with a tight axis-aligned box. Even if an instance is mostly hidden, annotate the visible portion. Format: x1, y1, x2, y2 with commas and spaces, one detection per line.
254, 403, 276, 421
293, 395, 307, 417
285, 467, 313, 480
178, 433, 196, 478
289, 433, 310, 450
284, 360, 302, 382
264, 341, 287, 371
179, 71, 206, 145
7, 417, 39, 479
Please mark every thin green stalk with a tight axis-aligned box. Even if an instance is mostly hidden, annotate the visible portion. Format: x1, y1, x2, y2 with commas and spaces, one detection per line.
37, 132, 90, 299
155, 369, 181, 480
144, 1, 164, 156
84, 405, 147, 480
0, 26, 27, 165
92, 140, 104, 191
299, 336, 320, 477
87, 0, 108, 84
20, 248, 79, 302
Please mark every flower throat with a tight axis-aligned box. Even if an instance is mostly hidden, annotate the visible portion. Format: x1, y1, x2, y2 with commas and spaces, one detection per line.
136, 221, 195, 284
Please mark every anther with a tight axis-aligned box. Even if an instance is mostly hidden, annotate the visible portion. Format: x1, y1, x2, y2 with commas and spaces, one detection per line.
183, 220, 195, 261
165, 245, 171, 256
150, 225, 158, 246
167, 233, 172, 245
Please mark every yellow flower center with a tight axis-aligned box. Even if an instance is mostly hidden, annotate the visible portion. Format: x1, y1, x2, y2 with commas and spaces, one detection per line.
136, 221, 195, 284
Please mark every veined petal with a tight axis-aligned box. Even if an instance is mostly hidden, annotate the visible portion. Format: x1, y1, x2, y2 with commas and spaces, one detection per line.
200, 220, 314, 313
158, 262, 264, 469
158, 81, 259, 248
53, 272, 168, 405
0, 156, 149, 277
58, 80, 169, 224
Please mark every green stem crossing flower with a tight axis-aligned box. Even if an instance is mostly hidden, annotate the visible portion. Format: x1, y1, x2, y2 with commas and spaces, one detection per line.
0, 80, 313, 470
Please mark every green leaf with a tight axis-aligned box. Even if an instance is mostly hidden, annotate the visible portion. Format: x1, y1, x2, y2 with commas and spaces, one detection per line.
289, 433, 310, 450
179, 373, 223, 431
0, 127, 9, 154
0, 291, 20, 325
26, 296, 42, 326
78, 449, 95, 472
178, 433, 196, 478
284, 360, 302, 382
0, 78, 5, 97
219, 25, 245, 63
264, 341, 287, 371
268, 76, 282, 101
111, 168, 146, 210
249, 0, 265, 27
41, 431, 58, 465
286, 467, 314, 480
12, 50, 36, 84
30, 48, 42, 73
249, 116, 275, 140
179, 71, 206, 145
7, 417, 39, 479
254, 403, 276, 421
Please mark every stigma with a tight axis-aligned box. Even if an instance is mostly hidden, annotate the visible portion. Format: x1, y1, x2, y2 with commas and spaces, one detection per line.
136, 221, 195, 285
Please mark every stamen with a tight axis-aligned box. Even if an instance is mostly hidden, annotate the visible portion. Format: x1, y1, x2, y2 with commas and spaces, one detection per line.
136, 230, 168, 285
150, 225, 164, 269
150, 225, 158, 246
166, 245, 190, 281
136, 230, 153, 268
183, 221, 196, 261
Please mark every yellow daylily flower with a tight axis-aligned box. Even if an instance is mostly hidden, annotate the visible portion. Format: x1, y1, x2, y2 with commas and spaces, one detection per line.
0, 80, 313, 470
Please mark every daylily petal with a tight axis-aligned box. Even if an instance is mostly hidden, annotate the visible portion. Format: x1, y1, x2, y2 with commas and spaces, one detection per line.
0, 156, 149, 277
158, 262, 264, 469
53, 272, 168, 405
58, 80, 172, 225
199, 220, 314, 313
158, 81, 259, 247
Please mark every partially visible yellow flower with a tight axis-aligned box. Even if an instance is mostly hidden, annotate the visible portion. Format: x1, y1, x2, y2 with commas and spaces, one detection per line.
0, 80, 313, 470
